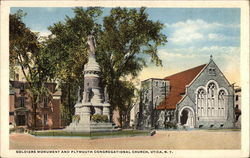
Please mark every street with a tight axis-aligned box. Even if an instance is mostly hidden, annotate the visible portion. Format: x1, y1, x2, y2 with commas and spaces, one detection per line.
9, 130, 240, 150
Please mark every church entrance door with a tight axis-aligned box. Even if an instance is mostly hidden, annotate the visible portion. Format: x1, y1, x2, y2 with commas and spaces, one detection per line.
179, 107, 194, 128
180, 109, 188, 125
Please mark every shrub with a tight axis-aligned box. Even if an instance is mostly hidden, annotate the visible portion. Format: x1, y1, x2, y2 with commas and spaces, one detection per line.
91, 114, 108, 123
72, 115, 80, 123
165, 122, 177, 129
9, 128, 15, 134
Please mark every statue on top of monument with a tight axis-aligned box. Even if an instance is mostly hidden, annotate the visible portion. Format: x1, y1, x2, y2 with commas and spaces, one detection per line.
87, 35, 96, 55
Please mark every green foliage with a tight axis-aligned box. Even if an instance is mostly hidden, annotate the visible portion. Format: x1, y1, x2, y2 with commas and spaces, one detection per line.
45, 7, 102, 85
9, 10, 56, 128
72, 115, 80, 123
60, 83, 78, 122
42, 7, 167, 126
165, 122, 177, 129
91, 114, 109, 123
96, 7, 167, 126
29, 129, 150, 137
10, 10, 55, 93
44, 8, 103, 121
60, 103, 72, 124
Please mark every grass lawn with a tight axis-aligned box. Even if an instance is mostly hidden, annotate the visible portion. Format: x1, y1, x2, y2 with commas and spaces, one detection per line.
29, 129, 152, 138
203, 128, 241, 132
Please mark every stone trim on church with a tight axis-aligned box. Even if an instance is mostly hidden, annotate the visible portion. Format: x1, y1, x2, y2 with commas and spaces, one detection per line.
137, 57, 236, 129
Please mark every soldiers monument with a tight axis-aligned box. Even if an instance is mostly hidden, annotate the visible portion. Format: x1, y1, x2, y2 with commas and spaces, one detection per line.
65, 35, 117, 132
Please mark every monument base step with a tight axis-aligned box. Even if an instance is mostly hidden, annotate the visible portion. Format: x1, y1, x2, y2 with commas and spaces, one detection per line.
64, 122, 119, 132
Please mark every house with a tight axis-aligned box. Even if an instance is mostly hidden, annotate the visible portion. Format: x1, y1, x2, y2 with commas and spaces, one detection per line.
9, 80, 63, 130
137, 56, 236, 129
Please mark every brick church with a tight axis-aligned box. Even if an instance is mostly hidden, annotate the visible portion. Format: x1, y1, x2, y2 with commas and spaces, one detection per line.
137, 56, 236, 129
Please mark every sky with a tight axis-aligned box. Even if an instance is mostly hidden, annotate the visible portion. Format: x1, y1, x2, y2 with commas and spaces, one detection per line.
10, 7, 241, 86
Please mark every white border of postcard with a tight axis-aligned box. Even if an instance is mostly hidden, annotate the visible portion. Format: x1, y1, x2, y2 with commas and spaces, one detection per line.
1, 0, 249, 158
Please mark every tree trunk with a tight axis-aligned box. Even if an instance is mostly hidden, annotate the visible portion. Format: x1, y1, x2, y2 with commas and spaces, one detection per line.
119, 108, 123, 127
68, 84, 71, 122
34, 103, 37, 130
32, 95, 38, 130
126, 109, 131, 128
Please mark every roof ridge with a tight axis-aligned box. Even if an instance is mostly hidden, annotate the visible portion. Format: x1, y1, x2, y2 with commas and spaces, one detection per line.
164, 64, 207, 79
157, 63, 207, 110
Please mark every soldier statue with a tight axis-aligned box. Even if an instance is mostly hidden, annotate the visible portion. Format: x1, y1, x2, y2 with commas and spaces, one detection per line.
87, 35, 96, 54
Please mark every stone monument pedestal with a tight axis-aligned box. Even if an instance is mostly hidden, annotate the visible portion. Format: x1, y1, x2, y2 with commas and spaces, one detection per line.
65, 102, 118, 132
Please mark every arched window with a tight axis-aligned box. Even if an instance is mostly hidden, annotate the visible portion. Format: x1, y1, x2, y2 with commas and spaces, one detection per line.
155, 81, 158, 86
197, 89, 206, 116
207, 83, 216, 116
218, 90, 226, 116
162, 82, 165, 87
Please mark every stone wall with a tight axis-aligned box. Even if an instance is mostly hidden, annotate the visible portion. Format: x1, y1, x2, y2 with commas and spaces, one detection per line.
138, 78, 169, 129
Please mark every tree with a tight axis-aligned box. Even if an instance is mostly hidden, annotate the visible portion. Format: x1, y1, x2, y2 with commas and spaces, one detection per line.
45, 7, 167, 127
96, 7, 167, 126
9, 10, 56, 129
44, 7, 103, 122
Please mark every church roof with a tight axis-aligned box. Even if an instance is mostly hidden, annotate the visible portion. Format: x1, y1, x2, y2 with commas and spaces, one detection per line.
156, 64, 207, 110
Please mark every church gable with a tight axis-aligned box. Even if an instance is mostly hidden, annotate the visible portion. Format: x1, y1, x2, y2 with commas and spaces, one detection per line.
176, 58, 235, 128
177, 95, 196, 112
186, 58, 234, 102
